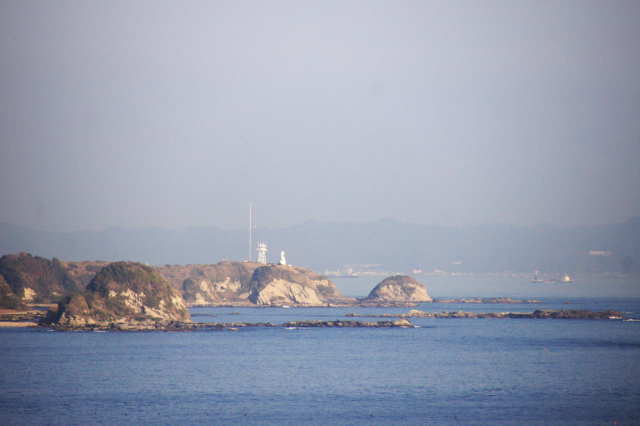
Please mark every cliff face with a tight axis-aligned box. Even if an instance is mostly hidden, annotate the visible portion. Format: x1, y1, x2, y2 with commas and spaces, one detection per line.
158, 261, 350, 306
157, 261, 261, 306
365, 275, 432, 302
0, 252, 109, 305
247, 264, 349, 306
43, 262, 190, 327
0, 254, 352, 308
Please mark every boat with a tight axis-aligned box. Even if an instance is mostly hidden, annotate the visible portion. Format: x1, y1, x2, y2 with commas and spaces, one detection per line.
537, 273, 572, 284
531, 271, 545, 283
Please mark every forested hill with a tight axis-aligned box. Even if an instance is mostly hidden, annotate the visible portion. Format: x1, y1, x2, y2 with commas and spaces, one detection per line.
1, 218, 638, 275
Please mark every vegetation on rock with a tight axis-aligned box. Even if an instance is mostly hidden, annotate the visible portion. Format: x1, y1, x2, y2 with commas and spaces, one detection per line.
0, 274, 27, 310
42, 262, 190, 326
0, 253, 110, 308
247, 264, 349, 306
158, 261, 261, 305
365, 275, 433, 302
0, 252, 83, 303
158, 261, 350, 307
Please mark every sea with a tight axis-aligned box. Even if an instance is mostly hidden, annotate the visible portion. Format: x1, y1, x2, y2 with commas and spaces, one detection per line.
1, 276, 639, 425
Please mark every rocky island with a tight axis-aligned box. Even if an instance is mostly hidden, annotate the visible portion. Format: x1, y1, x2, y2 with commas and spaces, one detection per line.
39, 262, 192, 330
0, 257, 624, 331
1, 254, 544, 310
0, 252, 615, 332
362, 275, 432, 304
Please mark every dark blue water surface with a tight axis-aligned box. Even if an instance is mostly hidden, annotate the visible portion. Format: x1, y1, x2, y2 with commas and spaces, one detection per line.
2, 298, 639, 425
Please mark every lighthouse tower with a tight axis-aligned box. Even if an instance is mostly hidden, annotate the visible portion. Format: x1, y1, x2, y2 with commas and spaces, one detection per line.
279, 250, 286, 266
257, 243, 267, 264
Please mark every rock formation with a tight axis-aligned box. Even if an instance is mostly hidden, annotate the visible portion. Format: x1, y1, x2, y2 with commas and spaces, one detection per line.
364, 275, 432, 302
403, 309, 625, 319
157, 261, 260, 306
40, 262, 190, 328
433, 297, 541, 304
158, 261, 352, 307
282, 318, 415, 328
248, 264, 351, 306
0, 274, 27, 310
0, 252, 109, 305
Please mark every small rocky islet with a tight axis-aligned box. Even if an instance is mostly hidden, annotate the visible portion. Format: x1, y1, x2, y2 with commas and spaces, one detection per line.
0, 253, 626, 331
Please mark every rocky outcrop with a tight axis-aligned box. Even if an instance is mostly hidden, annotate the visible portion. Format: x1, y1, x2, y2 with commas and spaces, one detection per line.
247, 264, 352, 306
40, 262, 190, 328
0, 253, 83, 304
283, 318, 415, 328
403, 309, 625, 319
0, 253, 109, 306
0, 274, 28, 310
434, 297, 541, 304
344, 309, 626, 320
158, 261, 353, 307
364, 275, 432, 302
157, 261, 261, 306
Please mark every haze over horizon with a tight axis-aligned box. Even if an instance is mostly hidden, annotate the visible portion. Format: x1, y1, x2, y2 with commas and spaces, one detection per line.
2, 1, 639, 233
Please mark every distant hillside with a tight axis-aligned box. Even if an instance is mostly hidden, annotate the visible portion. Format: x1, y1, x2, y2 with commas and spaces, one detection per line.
1, 218, 639, 275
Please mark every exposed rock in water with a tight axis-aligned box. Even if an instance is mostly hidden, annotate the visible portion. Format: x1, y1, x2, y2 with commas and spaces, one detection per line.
283, 318, 415, 328
0, 309, 45, 322
364, 275, 432, 303
403, 309, 626, 319
433, 297, 541, 304
248, 264, 353, 306
39, 262, 190, 328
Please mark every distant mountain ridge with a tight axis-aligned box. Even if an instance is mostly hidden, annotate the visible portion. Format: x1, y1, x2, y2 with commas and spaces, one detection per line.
1, 218, 639, 275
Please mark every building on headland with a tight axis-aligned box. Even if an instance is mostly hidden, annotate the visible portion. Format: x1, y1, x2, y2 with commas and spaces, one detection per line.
257, 243, 267, 264
279, 251, 286, 266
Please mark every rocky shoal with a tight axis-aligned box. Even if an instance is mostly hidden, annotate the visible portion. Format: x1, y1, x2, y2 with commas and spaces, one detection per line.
432, 297, 541, 304
35, 318, 415, 331
346, 309, 625, 320
28, 309, 627, 331
185, 298, 541, 308
0, 310, 46, 322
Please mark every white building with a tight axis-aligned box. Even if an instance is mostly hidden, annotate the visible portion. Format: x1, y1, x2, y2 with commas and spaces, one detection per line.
257, 243, 267, 264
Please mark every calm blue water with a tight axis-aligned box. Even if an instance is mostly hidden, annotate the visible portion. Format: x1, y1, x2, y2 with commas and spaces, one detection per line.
2, 298, 639, 425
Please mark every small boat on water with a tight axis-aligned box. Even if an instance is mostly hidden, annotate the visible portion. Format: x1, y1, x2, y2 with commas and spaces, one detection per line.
533, 272, 573, 283
560, 273, 572, 283
531, 271, 544, 283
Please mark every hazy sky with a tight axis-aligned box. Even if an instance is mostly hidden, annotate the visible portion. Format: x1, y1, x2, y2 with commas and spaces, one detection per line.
1, 1, 639, 232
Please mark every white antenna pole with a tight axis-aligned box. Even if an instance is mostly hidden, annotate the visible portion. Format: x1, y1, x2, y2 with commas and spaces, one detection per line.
249, 203, 252, 262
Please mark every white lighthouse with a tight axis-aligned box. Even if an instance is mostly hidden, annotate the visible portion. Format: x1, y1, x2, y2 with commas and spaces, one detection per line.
279, 250, 286, 266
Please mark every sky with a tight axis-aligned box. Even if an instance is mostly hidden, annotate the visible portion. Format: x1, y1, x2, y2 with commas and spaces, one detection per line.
1, 1, 639, 232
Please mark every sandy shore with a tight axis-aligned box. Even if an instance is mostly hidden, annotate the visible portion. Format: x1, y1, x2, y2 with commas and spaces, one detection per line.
0, 321, 37, 327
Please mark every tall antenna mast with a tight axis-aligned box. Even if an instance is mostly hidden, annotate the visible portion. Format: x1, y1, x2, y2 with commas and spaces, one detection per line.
249, 203, 252, 262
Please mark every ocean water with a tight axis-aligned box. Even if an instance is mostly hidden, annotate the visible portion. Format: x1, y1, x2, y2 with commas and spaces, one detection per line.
2, 291, 640, 424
